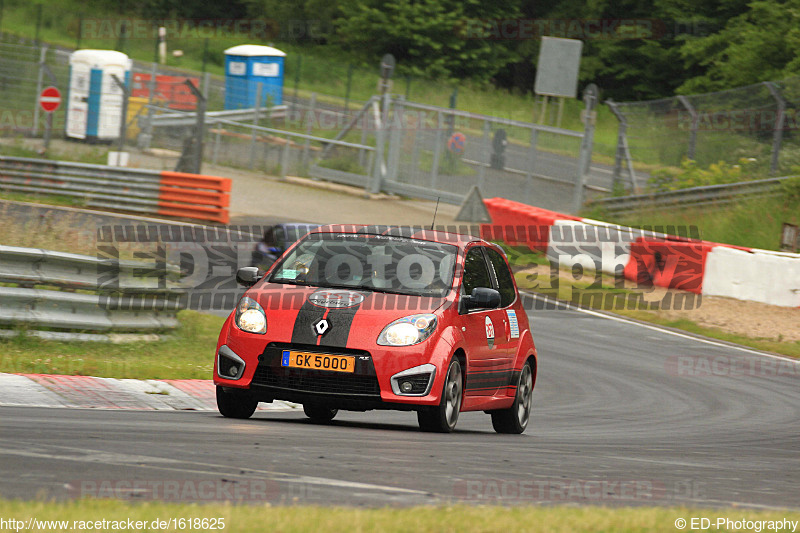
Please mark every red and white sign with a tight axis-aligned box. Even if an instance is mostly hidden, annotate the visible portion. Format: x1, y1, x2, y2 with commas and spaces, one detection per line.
39, 86, 61, 113
485, 316, 495, 348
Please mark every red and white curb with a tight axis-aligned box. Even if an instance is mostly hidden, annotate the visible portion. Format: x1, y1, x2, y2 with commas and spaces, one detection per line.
0, 373, 297, 412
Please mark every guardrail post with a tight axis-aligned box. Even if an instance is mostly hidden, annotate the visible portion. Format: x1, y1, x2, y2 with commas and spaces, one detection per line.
677, 95, 698, 161
573, 83, 598, 214
249, 82, 262, 170
765, 82, 787, 175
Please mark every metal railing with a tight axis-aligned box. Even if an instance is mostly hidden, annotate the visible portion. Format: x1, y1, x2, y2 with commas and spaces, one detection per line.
589, 177, 789, 215
0, 244, 186, 338
0, 156, 232, 224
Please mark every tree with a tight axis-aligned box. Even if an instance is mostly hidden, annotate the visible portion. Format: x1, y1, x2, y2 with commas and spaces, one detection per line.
676, 0, 800, 93
334, 0, 520, 81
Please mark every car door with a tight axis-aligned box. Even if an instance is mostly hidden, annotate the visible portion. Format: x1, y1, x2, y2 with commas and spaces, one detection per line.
483, 246, 519, 373
458, 246, 509, 397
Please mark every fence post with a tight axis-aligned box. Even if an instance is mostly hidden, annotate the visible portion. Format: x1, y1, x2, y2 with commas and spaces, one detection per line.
386, 96, 402, 182
184, 79, 206, 174
524, 127, 538, 206
303, 92, 316, 169
212, 120, 221, 165
606, 99, 638, 192
344, 63, 353, 113
139, 62, 157, 150
478, 120, 490, 192
677, 95, 698, 160
765, 82, 786, 175
280, 134, 291, 180
32, 44, 46, 137
573, 84, 598, 214
369, 92, 390, 194
202, 71, 211, 101
430, 110, 443, 190
249, 82, 262, 170
109, 74, 129, 154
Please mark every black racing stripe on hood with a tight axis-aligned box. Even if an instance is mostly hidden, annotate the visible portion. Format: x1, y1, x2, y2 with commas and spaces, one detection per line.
290, 298, 363, 348
290, 300, 327, 345
319, 306, 360, 348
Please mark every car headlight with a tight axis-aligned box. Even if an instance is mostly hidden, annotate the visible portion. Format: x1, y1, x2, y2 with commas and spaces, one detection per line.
234, 296, 266, 334
377, 314, 437, 346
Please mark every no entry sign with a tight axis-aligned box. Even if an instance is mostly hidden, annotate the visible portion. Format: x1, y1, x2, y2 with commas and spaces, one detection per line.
39, 86, 61, 113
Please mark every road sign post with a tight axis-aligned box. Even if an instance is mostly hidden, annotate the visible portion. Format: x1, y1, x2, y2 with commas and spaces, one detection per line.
38, 86, 61, 155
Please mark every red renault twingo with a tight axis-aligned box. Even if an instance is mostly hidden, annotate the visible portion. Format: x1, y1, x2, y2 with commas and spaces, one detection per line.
214, 225, 537, 433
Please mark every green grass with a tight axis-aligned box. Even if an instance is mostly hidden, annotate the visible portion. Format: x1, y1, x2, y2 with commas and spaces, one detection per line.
583, 193, 800, 251
0, 501, 797, 532
0, 310, 224, 379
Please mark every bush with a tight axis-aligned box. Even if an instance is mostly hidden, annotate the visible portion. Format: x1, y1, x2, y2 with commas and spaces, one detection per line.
648, 157, 762, 192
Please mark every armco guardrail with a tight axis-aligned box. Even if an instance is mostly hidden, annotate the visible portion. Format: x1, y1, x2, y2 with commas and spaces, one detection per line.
589, 177, 788, 215
0, 244, 185, 337
0, 156, 232, 224
147, 105, 288, 128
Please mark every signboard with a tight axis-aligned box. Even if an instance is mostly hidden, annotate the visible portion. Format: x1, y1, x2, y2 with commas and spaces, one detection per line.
534, 37, 582, 98
781, 223, 799, 252
39, 86, 61, 112
228, 61, 246, 76
253, 63, 279, 77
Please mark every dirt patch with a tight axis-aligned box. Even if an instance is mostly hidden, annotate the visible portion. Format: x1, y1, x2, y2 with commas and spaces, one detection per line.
517, 264, 800, 343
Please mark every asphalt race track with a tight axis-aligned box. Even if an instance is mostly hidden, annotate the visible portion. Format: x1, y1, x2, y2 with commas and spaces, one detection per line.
1, 299, 798, 508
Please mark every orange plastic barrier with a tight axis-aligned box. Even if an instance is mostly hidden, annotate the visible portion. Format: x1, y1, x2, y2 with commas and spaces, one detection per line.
157, 171, 232, 224
480, 198, 581, 252
623, 237, 714, 294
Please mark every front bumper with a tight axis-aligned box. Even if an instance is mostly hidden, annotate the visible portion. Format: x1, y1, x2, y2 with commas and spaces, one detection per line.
214, 339, 445, 409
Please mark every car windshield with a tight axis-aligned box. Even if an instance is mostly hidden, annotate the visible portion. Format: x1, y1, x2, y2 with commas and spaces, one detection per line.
269, 233, 458, 298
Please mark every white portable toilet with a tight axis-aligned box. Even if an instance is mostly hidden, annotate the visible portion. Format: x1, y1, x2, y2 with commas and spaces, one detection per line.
65, 50, 132, 142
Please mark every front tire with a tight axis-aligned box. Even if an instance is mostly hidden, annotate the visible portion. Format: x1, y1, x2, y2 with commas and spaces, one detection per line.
491, 360, 534, 434
303, 403, 338, 423
418, 358, 463, 433
216, 386, 258, 419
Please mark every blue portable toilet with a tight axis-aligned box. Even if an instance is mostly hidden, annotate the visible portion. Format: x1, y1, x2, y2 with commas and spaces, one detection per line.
224, 45, 286, 110
65, 49, 131, 141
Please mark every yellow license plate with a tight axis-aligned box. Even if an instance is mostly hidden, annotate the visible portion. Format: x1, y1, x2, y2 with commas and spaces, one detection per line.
280, 350, 355, 373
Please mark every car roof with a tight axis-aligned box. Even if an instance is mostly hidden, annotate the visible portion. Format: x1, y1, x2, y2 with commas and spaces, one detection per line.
309, 224, 487, 250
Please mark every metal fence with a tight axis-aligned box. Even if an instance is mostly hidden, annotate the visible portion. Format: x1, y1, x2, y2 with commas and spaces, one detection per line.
608, 77, 800, 184
0, 38, 609, 214
0, 244, 185, 339
588, 176, 789, 216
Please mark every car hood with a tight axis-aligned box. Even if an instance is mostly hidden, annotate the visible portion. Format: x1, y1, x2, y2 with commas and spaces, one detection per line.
246, 283, 449, 349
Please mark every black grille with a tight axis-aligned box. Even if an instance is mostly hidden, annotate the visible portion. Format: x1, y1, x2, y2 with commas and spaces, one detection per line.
252, 365, 381, 397
398, 373, 432, 394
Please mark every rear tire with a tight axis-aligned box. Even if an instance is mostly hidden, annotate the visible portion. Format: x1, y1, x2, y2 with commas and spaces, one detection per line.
216, 386, 258, 419
418, 358, 463, 433
491, 360, 534, 434
303, 403, 338, 423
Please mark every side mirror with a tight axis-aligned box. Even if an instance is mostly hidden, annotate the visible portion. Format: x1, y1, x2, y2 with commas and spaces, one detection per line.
464, 287, 501, 311
236, 266, 262, 287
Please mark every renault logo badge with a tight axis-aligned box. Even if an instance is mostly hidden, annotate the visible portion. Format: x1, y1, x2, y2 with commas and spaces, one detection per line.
313, 318, 330, 336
